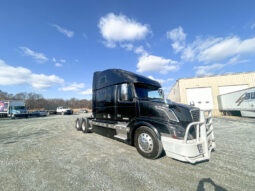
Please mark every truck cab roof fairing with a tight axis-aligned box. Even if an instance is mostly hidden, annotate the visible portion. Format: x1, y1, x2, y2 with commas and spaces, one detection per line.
93, 69, 161, 90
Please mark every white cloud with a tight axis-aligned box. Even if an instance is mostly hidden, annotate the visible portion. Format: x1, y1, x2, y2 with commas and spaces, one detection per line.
103, 41, 116, 48
166, 78, 174, 83
181, 37, 223, 62
120, 43, 134, 51
165, 27, 255, 76
59, 82, 85, 92
51, 24, 74, 38
98, 13, 150, 47
20, 47, 48, 63
180, 35, 255, 64
52, 58, 66, 66
55, 63, 62, 67
171, 41, 185, 53
147, 76, 165, 84
134, 45, 146, 54
195, 63, 225, 76
0, 59, 64, 88
60, 59, 66, 63
194, 56, 248, 76
166, 26, 186, 53
225, 55, 248, 65
137, 54, 178, 74
30, 74, 64, 89
167, 26, 186, 42
80, 88, 92, 95
198, 37, 240, 62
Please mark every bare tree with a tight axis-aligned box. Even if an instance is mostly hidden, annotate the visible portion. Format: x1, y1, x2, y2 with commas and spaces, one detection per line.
0, 89, 92, 110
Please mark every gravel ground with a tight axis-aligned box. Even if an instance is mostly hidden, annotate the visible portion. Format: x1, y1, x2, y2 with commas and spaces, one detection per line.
0, 114, 254, 191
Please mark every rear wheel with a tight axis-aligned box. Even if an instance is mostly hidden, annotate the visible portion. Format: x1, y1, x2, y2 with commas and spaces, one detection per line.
134, 126, 162, 159
75, 118, 82, 131
81, 118, 90, 133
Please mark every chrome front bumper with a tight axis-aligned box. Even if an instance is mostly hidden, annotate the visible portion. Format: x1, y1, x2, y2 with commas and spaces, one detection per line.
161, 110, 216, 164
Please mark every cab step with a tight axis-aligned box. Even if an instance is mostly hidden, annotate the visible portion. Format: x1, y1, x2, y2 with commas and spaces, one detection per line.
114, 134, 127, 140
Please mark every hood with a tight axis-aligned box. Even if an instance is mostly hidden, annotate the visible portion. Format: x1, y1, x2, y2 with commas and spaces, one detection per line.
168, 101, 200, 125
139, 98, 199, 124
167, 100, 198, 111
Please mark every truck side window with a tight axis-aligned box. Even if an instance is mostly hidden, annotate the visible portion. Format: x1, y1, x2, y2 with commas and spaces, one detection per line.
119, 83, 133, 101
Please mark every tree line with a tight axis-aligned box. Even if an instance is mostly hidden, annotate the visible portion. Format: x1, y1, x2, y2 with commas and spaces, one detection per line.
0, 90, 92, 110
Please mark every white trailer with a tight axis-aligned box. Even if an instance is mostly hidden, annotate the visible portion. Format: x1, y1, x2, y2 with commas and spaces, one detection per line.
218, 87, 255, 117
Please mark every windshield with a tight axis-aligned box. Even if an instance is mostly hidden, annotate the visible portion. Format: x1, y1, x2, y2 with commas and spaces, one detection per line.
135, 84, 164, 100
14, 106, 26, 110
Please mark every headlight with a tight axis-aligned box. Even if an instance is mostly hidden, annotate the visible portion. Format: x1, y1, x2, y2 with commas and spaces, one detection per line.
166, 125, 186, 140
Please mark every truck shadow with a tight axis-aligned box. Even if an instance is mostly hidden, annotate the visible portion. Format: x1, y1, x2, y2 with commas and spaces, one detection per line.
197, 178, 227, 191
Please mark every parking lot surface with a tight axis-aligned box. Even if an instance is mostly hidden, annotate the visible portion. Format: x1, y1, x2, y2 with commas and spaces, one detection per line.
0, 114, 255, 191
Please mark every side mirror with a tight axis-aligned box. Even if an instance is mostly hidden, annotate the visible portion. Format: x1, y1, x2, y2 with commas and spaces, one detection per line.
120, 83, 134, 102
158, 88, 164, 99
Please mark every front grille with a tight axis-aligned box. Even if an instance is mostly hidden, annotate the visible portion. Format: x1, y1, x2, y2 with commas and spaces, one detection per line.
191, 110, 200, 122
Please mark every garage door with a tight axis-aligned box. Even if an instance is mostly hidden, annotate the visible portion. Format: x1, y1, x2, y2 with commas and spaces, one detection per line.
219, 85, 248, 95
186, 87, 213, 110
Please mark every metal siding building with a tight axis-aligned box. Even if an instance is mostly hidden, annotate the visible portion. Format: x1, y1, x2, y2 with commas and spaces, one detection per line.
168, 72, 255, 115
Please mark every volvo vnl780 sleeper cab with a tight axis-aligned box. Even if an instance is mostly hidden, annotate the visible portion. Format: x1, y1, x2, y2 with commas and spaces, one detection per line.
75, 69, 216, 163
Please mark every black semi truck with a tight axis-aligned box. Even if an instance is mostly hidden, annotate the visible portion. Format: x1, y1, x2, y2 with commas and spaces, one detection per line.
76, 69, 215, 163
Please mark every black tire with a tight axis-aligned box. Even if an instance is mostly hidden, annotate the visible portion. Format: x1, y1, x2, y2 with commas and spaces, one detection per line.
134, 126, 162, 159
81, 118, 90, 133
75, 118, 82, 131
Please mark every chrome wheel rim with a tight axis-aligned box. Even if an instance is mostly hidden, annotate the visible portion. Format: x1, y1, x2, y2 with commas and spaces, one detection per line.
138, 133, 153, 153
76, 121, 80, 129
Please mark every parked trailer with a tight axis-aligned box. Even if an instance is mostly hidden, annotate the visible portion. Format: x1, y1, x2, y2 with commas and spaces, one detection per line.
75, 69, 215, 164
218, 87, 255, 117
0, 100, 28, 118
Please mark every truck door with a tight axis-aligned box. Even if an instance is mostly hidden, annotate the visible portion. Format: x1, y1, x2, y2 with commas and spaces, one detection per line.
95, 86, 116, 120
116, 83, 136, 121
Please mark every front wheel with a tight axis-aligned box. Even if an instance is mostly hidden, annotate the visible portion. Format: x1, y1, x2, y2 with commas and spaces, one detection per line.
134, 126, 163, 159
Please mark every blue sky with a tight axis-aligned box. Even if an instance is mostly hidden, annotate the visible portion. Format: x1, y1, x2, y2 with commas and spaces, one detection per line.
1, 0, 255, 99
